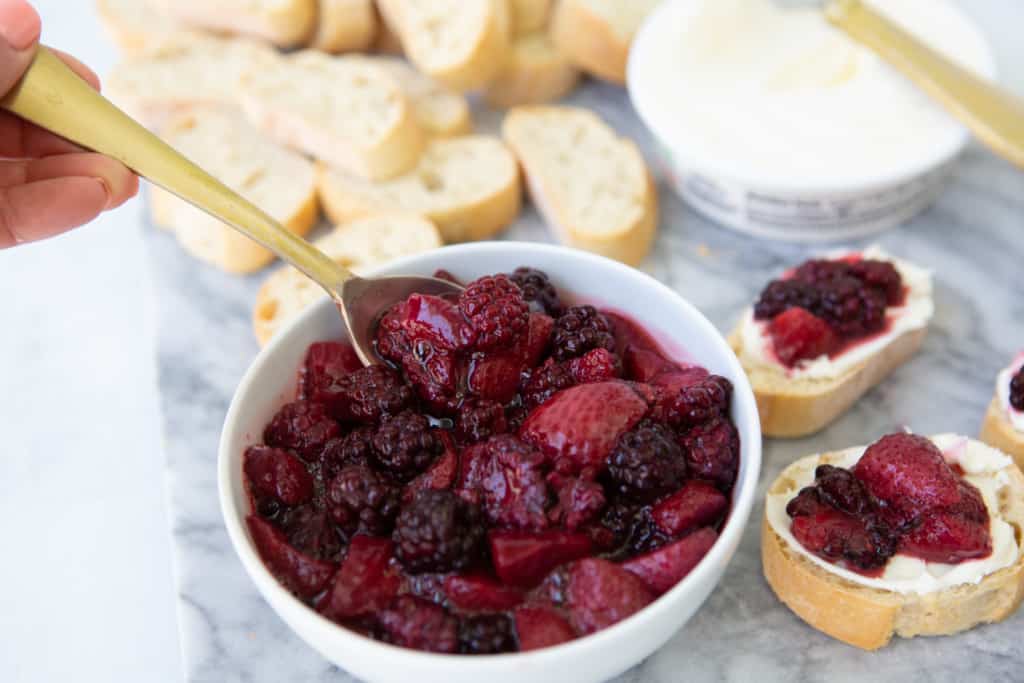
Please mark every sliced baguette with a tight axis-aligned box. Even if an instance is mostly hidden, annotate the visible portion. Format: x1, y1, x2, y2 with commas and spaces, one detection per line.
376, 0, 510, 92
484, 32, 580, 108
316, 135, 521, 243
510, 0, 552, 35
981, 399, 1024, 471
502, 106, 657, 266
106, 35, 280, 128
253, 213, 442, 346
94, 0, 189, 55
362, 56, 472, 137
240, 51, 424, 181
161, 0, 316, 47
309, 0, 378, 53
152, 109, 318, 273
763, 439, 1024, 650
373, 9, 404, 55
551, 0, 660, 84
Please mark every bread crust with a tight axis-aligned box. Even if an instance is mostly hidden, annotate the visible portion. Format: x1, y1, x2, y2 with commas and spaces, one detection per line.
980, 398, 1024, 471
551, 0, 630, 84
308, 0, 378, 53
164, 0, 317, 47
762, 443, 1024, 650
484, 33, 580, 108
729, 325, 927, 438
510, 0, 552, 35
95, 0, 186, 55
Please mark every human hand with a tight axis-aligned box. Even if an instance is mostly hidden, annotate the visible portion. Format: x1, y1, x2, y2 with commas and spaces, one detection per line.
0, 0, 138, 249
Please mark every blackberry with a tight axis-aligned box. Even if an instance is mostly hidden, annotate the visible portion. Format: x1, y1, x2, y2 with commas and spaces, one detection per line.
606, 420, 687, 502
850, 259, 903, 305
753, 279, 820, 320
792, 259, 853, 286
329, 365, 414, 424
785, 487, 823, 518
326, 464, 401, 538
510, 266, 564, 316
1010, 367, 1024, 411
372, 411, 443, 481
665, 375, 732, 428
263, 400, 341, 462
320, 426, 375, 479
814, 464, 873, 516
521, 359, 575, 409
458, 614, 517, 654
551, 306, 616, 361
393, 489, 485, 573
459, 274, 530, 351
455, 398, 508, 444
600, 503, 669, 559
681, 417, 739, 489
816, 276, 887, 338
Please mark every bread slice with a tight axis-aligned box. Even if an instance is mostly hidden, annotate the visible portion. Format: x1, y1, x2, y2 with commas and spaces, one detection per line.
161, 0, 316, 47
363, 56, 472, 137
95, 0, 189, 55
551, 0, 661, 84
981, 399, 1024, 470
253, 213, 442, 346
316, 135, 521, 243
376, 0, 510, 92
240, 51, 424, 181
308, 0, 378, 53
373, 9, 404, 55
106, 35, 280, 128
152, 109, 319, 273
502, 106, 657, 266
510, 0, 552, 35
763, 439, 1024, 650
484, 32, 580, 108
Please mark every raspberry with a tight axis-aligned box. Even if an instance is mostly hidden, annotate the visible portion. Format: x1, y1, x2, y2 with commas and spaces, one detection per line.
850, 259, 903, 305
320, 426, 375, 479
813, 464, 873, 516
459, 274, 529, 351
664, 374, 732, 428
263, 400, 341, 461
680, 417, 740, 489
298, 342, 362, 401
521, 359, 576, 409
568, 348, 622, 384
393, 489, 485, 573
510, 267, 564, 316
458, 614, 517, 655
551, 306, 616, 361
326, 464, 401, 538
244, 445, 315, 508
327, 365, 414, 424
377, 596, 458, 653
816, 276, 887, 338
462, 435, 551, 530
606, 420, 687, 502
1010, 367, 1024, 411
372, 411, 443, 481
455, 398, 508, 444
767, 307, 839, 367
753, 280, 820, 320
547, 472, 606, 531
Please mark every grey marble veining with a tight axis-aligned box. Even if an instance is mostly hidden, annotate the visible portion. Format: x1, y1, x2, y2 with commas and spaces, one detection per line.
146, 80, 1024, 682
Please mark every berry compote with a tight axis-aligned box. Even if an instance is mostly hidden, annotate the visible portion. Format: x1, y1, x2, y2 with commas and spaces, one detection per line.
753, 254, 906, 367
1009, 365, 1024, 412
243, 267, 740, 653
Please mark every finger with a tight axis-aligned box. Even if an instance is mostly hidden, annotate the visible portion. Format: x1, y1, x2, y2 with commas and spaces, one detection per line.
0, 154, 138, 208
0, 0, 40, 95
0, 176, 109, 248
49, 47, 101, 91
0, 110, 87, 157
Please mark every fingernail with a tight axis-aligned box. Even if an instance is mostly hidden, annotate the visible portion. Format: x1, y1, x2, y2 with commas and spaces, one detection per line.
0, 0, 40, 51
93, 177, 113, 209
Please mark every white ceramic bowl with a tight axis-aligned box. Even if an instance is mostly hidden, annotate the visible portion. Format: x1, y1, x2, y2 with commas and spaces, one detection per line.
219, 242, 762, 683
628, 0, 997, 242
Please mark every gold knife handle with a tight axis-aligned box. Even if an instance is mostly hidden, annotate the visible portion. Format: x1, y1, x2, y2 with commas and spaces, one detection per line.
827, 0, 1024, 169
0, 46, 349, 287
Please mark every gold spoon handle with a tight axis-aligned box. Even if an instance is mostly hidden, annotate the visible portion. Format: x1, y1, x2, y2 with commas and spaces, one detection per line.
827, 0, 1024, 169
0, 46, 350, 287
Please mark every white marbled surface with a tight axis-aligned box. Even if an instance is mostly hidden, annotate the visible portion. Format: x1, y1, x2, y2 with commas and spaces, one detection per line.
2, 2, 1023, 682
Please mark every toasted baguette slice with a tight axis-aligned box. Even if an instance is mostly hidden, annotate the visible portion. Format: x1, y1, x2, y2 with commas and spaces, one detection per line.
551, 0, 660, 84
377, 0, 510, 92
309, 0, 378, 53
95, 0, 189, 55
502, 106, 657, 266
763, 438, 1024, 651
484, 32, 579, 108
152, 109, 318, 273
253, 213, 442, 346
728, 326, 927, 438
373, 9, 404, 55
364, 56, 472, 137
240, 51, 424, 181
981, 399, 1024, 470
106, 35, 280, 128
316, 136, 521, 243
510, 0, 552, 35
161, 0, 316, 47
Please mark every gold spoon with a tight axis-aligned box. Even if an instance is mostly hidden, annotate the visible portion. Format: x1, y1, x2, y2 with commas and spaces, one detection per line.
0, 46, 460, 364
826, 0, 1024, 169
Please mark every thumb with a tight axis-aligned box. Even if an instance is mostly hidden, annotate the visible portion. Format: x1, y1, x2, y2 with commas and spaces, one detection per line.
0, 0, 40, 97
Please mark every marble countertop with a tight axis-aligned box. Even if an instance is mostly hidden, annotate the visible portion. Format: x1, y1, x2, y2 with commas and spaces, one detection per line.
2, 2, 1023, 682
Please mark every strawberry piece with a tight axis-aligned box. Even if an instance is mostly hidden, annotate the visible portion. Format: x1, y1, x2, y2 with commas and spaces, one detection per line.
298, 341, 362, 400
568, 348, 622, 384
444, 573, 525, 611
513, 607, 576, 651
623, 346, 677, 383
244, 445, 315, 506
403, 432, 460, 502
521, 312, 555, 367
467, 348, 524, 403
621, 528, 717, 595
402, 293, 476, 351
565, 558, 654, 635
652, 481, 728, 536
520, 381, 647, 472
317, 536, 401, 621
899, 511, 992, 563
547, 472, 606, 531
767, 307, 838, 367
489, 529, 593, 587
246, 515, 337, 599
790, 506, 895, 572
377, 596, 458, 653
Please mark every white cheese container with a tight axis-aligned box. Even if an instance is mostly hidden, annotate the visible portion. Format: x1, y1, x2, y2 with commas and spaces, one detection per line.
627, 0, 997, 242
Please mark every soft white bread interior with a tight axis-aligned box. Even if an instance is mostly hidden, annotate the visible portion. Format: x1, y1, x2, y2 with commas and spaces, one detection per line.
316, 135, 521, 243
240, 50, 424, 181
501, 106, 657, 266
161, 0, 316, 47
550, 0, 660, 84
94, 0, 189, 55
484, 32, 580, 108
308, 0, 378, 53
152, 108, 318, 273
981, 399, 1024, 472
358, 56, 472, 137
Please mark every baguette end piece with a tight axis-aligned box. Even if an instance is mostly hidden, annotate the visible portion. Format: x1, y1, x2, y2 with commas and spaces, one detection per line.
980, 399, 1024, 471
